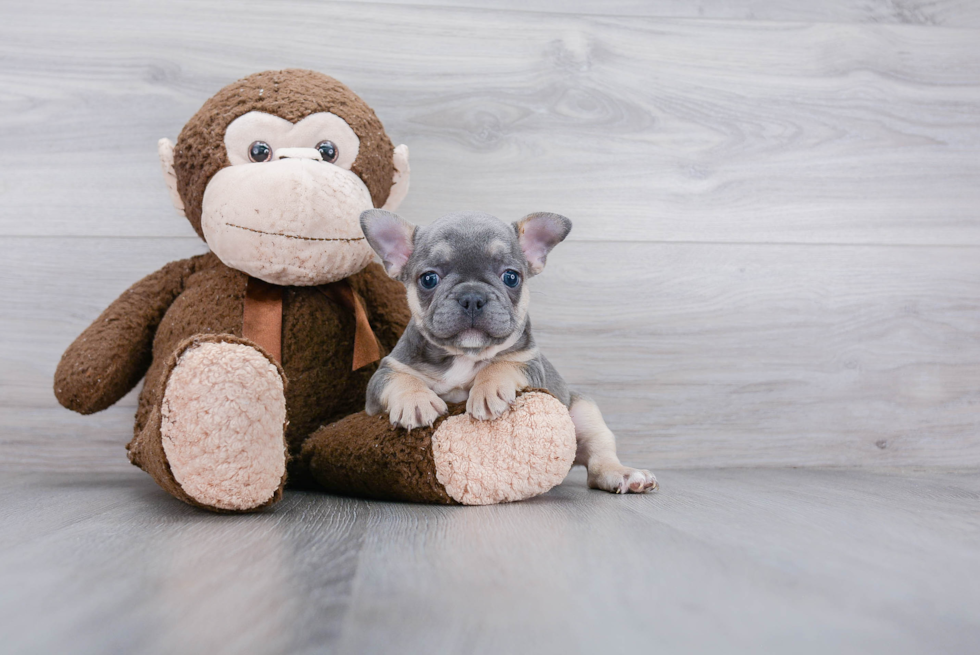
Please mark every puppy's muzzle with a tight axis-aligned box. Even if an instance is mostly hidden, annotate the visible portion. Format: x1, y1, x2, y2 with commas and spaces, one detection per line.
457, 289, 487, 319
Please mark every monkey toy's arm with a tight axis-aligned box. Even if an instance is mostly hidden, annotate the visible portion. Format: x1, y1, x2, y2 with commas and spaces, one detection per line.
54, 258, 195, 415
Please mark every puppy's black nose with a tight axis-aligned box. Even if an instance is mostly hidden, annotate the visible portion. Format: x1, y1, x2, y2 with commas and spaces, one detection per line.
457, 291, 486, 317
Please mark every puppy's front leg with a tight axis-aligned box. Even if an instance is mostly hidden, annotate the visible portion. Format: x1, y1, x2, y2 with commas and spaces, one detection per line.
570, 395, 658, 494
368, 362, 447, 430
467, 361, 528, 421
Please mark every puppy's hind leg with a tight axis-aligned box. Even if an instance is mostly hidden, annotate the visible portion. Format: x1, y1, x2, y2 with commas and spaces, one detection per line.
569, 394, 658, 494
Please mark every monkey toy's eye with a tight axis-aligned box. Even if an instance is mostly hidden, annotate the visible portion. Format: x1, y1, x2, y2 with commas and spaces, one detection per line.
248, 141, 272, 163
316, 140, 339, 163
501, 270, 521, 288
419, 271, 440, 290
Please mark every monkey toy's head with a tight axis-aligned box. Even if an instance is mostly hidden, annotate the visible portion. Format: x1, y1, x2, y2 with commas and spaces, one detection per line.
158, 69, 410, 286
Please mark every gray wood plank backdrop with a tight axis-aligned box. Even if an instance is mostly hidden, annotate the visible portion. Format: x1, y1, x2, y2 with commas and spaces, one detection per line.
2, 0, 979, 471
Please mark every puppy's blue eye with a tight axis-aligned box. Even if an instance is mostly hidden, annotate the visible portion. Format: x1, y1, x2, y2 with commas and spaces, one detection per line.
419, 271, 440, 290
501, 269, 521, 288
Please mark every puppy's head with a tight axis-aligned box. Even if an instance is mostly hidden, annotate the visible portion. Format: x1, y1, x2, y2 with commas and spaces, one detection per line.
360, 209, 571, 354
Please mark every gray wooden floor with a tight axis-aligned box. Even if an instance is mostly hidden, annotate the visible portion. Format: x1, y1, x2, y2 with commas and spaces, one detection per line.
2, 467, 978, 654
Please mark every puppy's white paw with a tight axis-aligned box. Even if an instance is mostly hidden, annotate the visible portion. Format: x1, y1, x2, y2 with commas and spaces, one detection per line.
588, 463, 659, 494
388, 389, 448, 430
466, 378, 518, 421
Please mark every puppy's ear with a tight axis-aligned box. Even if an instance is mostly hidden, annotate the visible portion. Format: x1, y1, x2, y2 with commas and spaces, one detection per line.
360, 209, 417, 278
513, 212, 572, 275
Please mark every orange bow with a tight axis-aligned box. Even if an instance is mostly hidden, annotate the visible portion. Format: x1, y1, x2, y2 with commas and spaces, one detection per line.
243, 277, 381, 371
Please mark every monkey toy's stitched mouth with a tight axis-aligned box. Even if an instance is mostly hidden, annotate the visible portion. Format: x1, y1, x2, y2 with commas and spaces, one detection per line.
226, 223, 365, 242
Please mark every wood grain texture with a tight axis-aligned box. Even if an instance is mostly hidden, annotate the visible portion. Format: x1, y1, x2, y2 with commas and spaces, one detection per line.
1, 1, 979, 245
4, 237, 979, 470
1, 468, 978, 654
2, 0, 979, 471
344, 0, 980, 27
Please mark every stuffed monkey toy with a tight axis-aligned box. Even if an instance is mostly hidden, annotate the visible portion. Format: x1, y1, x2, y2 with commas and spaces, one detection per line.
54, 70, 575, 512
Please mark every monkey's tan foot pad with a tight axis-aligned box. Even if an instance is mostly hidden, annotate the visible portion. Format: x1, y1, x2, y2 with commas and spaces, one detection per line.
160, 340, 288, 512
303, 390, 576, 506
432, 392, 577, 504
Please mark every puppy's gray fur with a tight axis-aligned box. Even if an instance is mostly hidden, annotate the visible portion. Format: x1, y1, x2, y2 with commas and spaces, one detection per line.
360, 209, 657, 494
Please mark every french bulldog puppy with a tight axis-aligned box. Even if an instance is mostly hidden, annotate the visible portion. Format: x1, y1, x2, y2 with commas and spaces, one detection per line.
359, 209, 657, 494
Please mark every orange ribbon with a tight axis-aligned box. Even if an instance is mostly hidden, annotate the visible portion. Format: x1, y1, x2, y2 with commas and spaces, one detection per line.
243, 277, 283, 363
243, 277, 381, 371
316, 281, 382, 371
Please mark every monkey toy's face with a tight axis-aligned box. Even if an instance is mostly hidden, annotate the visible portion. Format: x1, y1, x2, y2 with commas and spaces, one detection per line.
201, 110, 379, 285
158, 70, 410, 287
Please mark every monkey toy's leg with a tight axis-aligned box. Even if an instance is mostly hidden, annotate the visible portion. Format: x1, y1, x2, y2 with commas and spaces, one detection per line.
301, 390, 577, 505
128, 334, 288, 513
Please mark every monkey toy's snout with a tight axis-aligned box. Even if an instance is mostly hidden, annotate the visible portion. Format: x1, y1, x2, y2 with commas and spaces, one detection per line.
200, 153, 377, 286
274, 147, 323, 161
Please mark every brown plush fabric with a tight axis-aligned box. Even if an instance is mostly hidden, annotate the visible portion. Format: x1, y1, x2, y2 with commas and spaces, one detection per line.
173, 69, 395, 238
121, 254, 408, 465
132, 253, 247, 440
127, 333, 287, 513
301, 389, 571, 505
300, 406, 463, 505
53, 257, 197, 415
55, 250, 409, 490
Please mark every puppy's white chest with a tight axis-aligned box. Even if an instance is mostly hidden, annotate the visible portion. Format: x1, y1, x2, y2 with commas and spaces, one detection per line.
432, 356, 487, 401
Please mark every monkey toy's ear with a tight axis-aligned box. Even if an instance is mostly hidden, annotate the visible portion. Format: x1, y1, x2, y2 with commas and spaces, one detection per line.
157, 138, 186, 218
381, 144, 410, 212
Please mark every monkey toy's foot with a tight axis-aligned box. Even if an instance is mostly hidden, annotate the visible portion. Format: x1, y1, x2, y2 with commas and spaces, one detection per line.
129, 335, 288, 512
